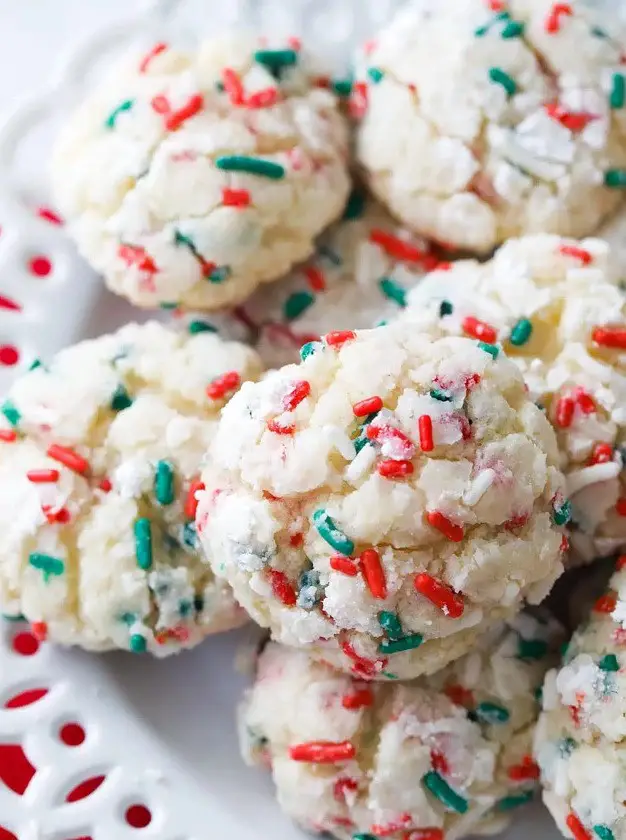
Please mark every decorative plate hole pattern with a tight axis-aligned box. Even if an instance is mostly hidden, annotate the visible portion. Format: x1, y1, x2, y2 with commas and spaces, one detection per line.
0, 294, 21, 312
36, 206, 64, 225
0, 827, 18, 840
65, 774, 106, 803
0, 743, 36, 795
4, 686, 49, 708
28, 255, 52, 277
59, 721, 86, 747
125, 804, 153, 829
0, 345, 19, 366
12, 629, 41, 656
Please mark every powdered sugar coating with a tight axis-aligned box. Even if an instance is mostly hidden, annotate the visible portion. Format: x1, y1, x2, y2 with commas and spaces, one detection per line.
241, 615, 561, 840
535, 559, 626, 840
401, 234, 626, 563
52, 36, 350, 310
197, 323, 566, 680
356, 0, 626, 254
0, 322, 263, 654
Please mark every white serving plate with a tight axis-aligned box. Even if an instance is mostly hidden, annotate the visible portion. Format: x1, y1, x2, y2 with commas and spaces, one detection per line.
0, 0, 621, 837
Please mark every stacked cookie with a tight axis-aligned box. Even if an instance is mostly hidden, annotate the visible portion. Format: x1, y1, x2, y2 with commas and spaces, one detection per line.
2, 1, 626, 839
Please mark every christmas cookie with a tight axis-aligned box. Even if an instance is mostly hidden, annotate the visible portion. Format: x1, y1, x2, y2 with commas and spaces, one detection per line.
52, 36, 350, 310
196, 322, 567, 680
401, 234, 626, 562
355, 0, 626, 254
0, 321, 263, 654
240, 615, 562, 840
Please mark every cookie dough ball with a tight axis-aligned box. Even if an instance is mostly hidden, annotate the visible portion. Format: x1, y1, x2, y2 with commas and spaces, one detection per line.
52, 36, 350, 311
401, 234, 626, 562
242, 196, 440, 367
535, 557, 626, 840
355, 0, 626, 254
196, 322, 567, 680
241, 615, 562, 840
0, 322, 263, 654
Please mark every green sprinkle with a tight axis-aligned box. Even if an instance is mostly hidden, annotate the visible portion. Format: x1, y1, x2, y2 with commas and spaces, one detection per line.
318, 245, 341, 266
179, 599, 193, 618
488, 67, 517, 97
611, 74, 625, 109
430, 388, 452, 402
497, 790, 534, 811
474, 701, 510, 724
559, 737, 576, 756
478, 341, 499, 358
208, 266, 231, 284
312, 509, 354, 556
174, 229, 195, 251
501, 21, 525, 38
552, 498, 572, 526
120, 612, 136, 626
594, 827, 615, 840
182, 521, 197, 549
300, 341, 319, 361
110, 384, 132, 412
155, 460, 175, 506
534, 686, 543, 703
378, 610, 403, 641
591, 26, 608, 38
28, 553, 65, 582
188, 320, 217, 335
332, 78, 353, 97
2, 613, 25, 621
599, 653, 619, 672
379, 277, 407, 308
284, 291, 314, 321
439, 300, 453, 317
352, 835, 378, 840
215, 155, 285, 180
105, 98, 134, 129
160, 302, 178, 310
605, 170, 626, 188
1, 400, 20, 427
423, 771, 468, 814
343, 189, 366, 220
134, 518, 153, 570
509, 318, 533, 346
254, 48, 298, 76
297, 570, 322, 609
379, 634, 424, 654
129, 634, 147, 653
518, 638, 548, 660
475, 11, 510, 36
367, 67, 384, 84
29, 358, 43, 371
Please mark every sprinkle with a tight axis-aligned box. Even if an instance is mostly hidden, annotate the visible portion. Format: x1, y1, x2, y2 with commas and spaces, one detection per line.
616, 554, 626, 570
222, 188, 251, 208
110, 384, 133, 411
154, 460, 175, 506
566, 813, 591, 840
31, 622, 48, 641
497, 791, 534, 811
379, 634, 424, 654
545, 3, 573, 33
353, 396, 383, 417
422, 771, 468, 814
430, 388, 452, 402
313, 510, 354, 556
378, 277, 407, 307
593, 593, 616, 613
544, 103, 596, 133
418, 415, 434, 452
188, 320, 217, 335
303, 265, 326, 292
488, 67, 517, 96
284, 291, 314, 320
599, 654, 619, 672
605, 170, 626, 188
289, 741, 356, 763
359, 549, 387, 600
325, 330, 356, 348
246, 88, 280, 108
369, 229, 427, 263
378, 459, 414, 479
28, 553, 64, 581
46, 444, 89, 475
367, 67, 384, 84
134, 518, 153, 571
508, 756, 540, 781
439, 300, 453, 317
104, 99, 134, 129
501, 20, 525, 38
426, 511, 464, 543
332, 78, 353, 97
1, 400, 20, 427
574, 389, 595, 414
183, 479, 205, 521
300, 341, 319, 361
0, 429, 16, 442
414, 572, 464, 617
165, 94, 203, 131
341, 688, 374, 710
26, 469, 59, 483
222, 68, 245, 105
118, 243, 158, 275
445, 684, 475, 707
378, 610, 403, 640
611, 75, 626, 109
129, 634, 147, 653
98, 477, 112, 493
509, 318, 533, 346
254, 48, 298, 75
555, 397, 575, 428
343, 190, 365, 220
206, 370, 241, 400
330, 555, 359, 576
594, 827, 615, 840
589, 443, 613, 465
591, 326, 626, 348
215, 156, 285, 180
139, 42, 167, 73
462, 316, 497, 343
518, 638, 548, 660
404, 831, 444, 840
474, 701, 510, 724
559, 244, 593, 265
349, 82, 368, 118
552, 497, 571, 526
269, 569, 297, 607
283, 380, 311, 411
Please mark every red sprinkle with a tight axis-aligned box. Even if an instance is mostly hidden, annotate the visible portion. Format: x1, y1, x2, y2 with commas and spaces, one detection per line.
369, 229, 427, 264
98, 477, 112, 493
206, 370, 241, 400
559, 244, 593, 265
426, 511, 464, 543
222, 68, 245, 105
30, 621, 48, 641
353, 396, 383, 417
246, 88, 280, 109
616, 499, 626, 516
333, 777, 358, 801
303, 265, 326, 292
414, 572, 464, 618
26, 469, 59, 484
566, 813, 591, 840
184, 478, 205, 520
546, 3, 573, 33
545, 103, 596, 133
366, 423, 414, 456
46, 444, 89, 476
555, 396, 575, 428
462, 316, 497, 344
267, 418, 295, 435
118, 244, 158, 274
289, 532, 303, 548
378, 459, 414, 479
445, 683, 475, 707
592, 326, 626, 350
0, 429, 17, 442
418, 415, 434, 452
430, 750, 449, 776
283, 380, 311, 412
560, 534, 570, 553
349, 81, 368, 119
165, 94, 203, 131
594, 593, 617, 613
616, 555, 626, 571
340, 638, 387, 679
589, 443, 613, 465
359, 548, 387, 600
508, 756, 540, 781
325, 330, 356, 348
403, 831, 445, 840
289, 741, 356, 763
330, 555, 359, 576
222, 188, 251, 208
139, 42, 167, 73
269, 570, 297, 607
341, 687, 374, 710
43, 505, 71, 524
371, 816, 413, 837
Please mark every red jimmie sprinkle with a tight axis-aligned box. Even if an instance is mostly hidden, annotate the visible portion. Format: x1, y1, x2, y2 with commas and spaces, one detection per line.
594, 593, 617, 613
341, 637, 388, 679
42, 505, 71, 524
369, 229, 427, 264
418, 415, 434, 452
267, 418, 295, 435
246, 88, 280, 108
222, 188, 250, 208
565, 813, 591, 840
445, 683, 475, 707
545, 103, 596, 133
507, 755, 540, 781
589, 443, 613, 465
592, 326, 626, 349
488, 0, 507, 10
559, 244, 593, 265
289, 740, 356, 763
426, 511, 464, 542
222, 68, 245, 105
30, 621, 48, 641
330, 554, 359, 576
283, 380, 311, 411
430, 750, 449, 775
414, 572, 464, 618
366, 423, 414, 456
378, 459, 414, 479
560, 534, 570, 553
353, 396, 383, 417
184, 478, 205, 520
341, 687, 374, 710
325, 330, 356, 348
165, 94, 204, 131
616, 498, 626, 516
0, 429, 17, 442
26, 469, 60, 484
139, 42, 167, 73
462, 316, 497, 344
403, 830, 445, 840
546, 3, 573, 33
303, 265, 326, 292
359, 548, 387, 600
333, 777, 358, 801
269, 570, 297, 607
206, 370, 241, 400
574, 388, 596, 414
371, 815, 413, 837
555, 396, 575, 428
349, 81, 368, 119
47, 444, 89, 476
98, 477, 112, 493
616, 555, 626, 571
118, 244, 157, 274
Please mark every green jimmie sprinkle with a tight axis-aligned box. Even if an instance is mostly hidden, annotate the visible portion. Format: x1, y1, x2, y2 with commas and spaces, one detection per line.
312, 509, 354, 555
